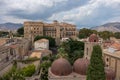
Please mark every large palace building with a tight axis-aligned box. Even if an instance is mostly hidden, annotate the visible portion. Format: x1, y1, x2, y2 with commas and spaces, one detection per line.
24, 20, 77, 45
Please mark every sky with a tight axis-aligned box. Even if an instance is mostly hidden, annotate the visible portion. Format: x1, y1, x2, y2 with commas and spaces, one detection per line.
0, 0, 120, 28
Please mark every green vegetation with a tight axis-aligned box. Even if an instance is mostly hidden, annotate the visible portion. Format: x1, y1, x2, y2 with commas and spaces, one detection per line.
98, 31, 113, 40
40, 61, 52, 80
87, 45, 105, 80
12, 71, 25, 80
17, 27, 24, 36
34, 35, 56, 47
0, 65, 16, 80
40, 50, 63, 80
56, 47, 68, 59
79, 28, 120, 40
13, 27, 24, 37
16, 57, 40, 63
40, 38, 85, 80
114, 32, 120, 39
60, 38, 84, 64
79, 28, 97, 39
40, 55, 56, 80
0, 64, 35, 80
0, 31, 9, 37
20, 64, 35, 77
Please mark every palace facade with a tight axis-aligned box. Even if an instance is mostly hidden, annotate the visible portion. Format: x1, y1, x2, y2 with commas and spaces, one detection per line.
24, 20, 77, 45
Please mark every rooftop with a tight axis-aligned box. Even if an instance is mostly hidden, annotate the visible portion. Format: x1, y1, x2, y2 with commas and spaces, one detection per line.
103, 49, 120, 59
110, 42, 120, 50
35, 39, 49, 43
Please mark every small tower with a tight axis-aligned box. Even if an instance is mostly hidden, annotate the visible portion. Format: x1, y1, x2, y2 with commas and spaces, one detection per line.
53, 20, 60, 45
84, 34, 102, 60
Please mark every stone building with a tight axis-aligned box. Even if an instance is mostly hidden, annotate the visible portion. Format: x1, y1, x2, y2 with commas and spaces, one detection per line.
34, 39, 49, 50
0, 45, 10, 62
48, 58, 89, 80
24, 20, 77, 45
84, 34, 102, 60
103, 42, 120, 80
16, 38, 32, 57
30, 49, 52, 58
0, 38, 31, 61
0, 38, 9, 46
48, 57, 115, 80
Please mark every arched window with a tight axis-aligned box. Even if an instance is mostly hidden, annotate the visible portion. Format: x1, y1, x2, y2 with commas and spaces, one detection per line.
94, 39, 96, 42
87, 48, 88, 55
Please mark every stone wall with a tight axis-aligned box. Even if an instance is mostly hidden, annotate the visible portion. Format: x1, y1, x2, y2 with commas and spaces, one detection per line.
25, 76, 40, 80
17, 60, 40, 70
104, 52, 120, 80
48, 68, 86, 80
84, 42, 102, 60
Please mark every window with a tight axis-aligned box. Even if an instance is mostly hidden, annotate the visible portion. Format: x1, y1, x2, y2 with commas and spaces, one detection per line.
106, 65, 108, 67
86, 48, 88, 55
61, 73, 64, 76
94, 40, 96, 42
106, 58, 109, 62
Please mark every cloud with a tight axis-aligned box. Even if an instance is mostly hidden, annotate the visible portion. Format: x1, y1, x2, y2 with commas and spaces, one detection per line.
0, 0, 89, 20
49, 0, 120, 28
0, 0, 120, 28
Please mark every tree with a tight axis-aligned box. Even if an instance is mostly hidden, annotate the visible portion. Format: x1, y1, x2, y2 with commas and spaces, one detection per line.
98, 31, 113, 40
34, 36, 56, 47
114, 32, 120, 39
87, 45, 105, 80
79, 28, 97, 39
17, 27, 24, 35
72, 50, 83, 61
20, 64, 35, 77
40, 61, 52, 80
12, 71, 25, 80
60, 39, 84, 64
0, 31, 9, 37
56, 47, 68, 59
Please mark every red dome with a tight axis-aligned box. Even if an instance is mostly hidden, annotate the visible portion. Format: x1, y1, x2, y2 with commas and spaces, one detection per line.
105, 68, 116, 80
73, 58, 89, 75
51, 58, 72, 76
89, 34, 99, 42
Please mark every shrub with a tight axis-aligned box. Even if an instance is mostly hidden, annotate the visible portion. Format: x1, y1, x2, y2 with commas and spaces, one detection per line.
20, 64, 35, 77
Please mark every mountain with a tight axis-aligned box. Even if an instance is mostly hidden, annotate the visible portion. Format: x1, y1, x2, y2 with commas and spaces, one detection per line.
0, 22, 23, 31
91, 22, 120, 32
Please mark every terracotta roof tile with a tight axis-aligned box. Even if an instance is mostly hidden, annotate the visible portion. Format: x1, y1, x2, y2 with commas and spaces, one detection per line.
111, 43, 120, 50
9, 44, 18, 49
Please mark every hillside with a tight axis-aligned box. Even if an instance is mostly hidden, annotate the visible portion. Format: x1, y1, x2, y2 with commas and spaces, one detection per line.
0, 22, 23, 31
91, 22, 120, 32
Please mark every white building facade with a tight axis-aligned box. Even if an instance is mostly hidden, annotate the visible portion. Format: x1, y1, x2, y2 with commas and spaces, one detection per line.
34, 39, 49, 50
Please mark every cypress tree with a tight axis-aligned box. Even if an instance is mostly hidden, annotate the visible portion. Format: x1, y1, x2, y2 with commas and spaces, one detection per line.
87, 45, 105, 80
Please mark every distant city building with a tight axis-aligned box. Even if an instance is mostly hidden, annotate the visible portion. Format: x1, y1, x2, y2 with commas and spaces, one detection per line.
24, 20, 77, 45
0, 38, 9, 46
34, 39, 49, 50
0, 46, 10, 62
0, 37, 31, 76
